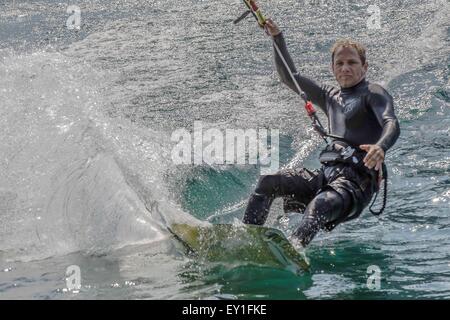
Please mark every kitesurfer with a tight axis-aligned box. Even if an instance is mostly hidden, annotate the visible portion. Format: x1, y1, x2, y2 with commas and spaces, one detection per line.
242, 19, 401, 247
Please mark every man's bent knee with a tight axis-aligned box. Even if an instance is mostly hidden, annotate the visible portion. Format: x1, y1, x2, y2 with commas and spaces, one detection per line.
291, 190, 348, 245
306, 190, 346, 224
254, 174, 281, 195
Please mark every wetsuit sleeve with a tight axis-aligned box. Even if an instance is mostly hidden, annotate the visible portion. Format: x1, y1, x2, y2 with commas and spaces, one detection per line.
272, 33, 328, 113
368, 84, 401, 152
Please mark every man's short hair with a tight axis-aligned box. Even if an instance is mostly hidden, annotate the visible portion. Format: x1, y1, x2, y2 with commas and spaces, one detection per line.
331, 39, 367, 65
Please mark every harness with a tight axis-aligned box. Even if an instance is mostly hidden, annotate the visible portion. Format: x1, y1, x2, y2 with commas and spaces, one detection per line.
318, 141, 388, 216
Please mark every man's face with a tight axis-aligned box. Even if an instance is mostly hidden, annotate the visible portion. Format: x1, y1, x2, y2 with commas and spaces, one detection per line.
332, 46, 368, 88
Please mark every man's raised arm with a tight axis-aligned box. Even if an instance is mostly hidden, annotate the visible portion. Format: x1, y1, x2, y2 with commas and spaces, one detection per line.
266, 21, 329, 113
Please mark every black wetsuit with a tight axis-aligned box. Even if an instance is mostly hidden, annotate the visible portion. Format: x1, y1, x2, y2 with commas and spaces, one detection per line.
242, 33, 400, 246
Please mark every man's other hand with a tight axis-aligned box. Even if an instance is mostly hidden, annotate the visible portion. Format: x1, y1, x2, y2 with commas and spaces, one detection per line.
360, 144, 384, 171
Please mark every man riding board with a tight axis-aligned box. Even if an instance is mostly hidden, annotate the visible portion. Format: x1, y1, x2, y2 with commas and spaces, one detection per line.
242, 19, 400, 247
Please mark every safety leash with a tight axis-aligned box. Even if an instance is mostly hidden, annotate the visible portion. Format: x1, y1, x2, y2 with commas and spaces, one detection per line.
369, 165, 387, 215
